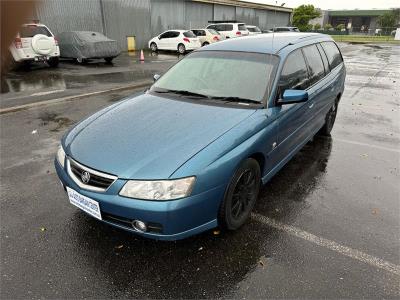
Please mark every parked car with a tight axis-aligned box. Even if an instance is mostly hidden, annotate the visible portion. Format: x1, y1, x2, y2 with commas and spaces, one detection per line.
206, 22, 249, 38
149, 30, 201, 54
270, 26, 300, 32
191, 28, 224, 46
246, 25, 262, 35
57, 31, 121, 63
55, 33, 345, 240
9, 23, 60, 67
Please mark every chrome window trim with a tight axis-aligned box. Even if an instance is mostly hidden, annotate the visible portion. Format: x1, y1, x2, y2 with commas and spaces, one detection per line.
66, 157, 118, 192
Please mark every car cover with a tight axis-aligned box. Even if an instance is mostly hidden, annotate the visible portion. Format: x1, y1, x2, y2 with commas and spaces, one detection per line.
57, 31, 121, 59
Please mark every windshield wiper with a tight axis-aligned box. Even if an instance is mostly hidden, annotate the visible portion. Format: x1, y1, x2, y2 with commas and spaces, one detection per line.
153, 89, 209, 98
210, 96, 261, 105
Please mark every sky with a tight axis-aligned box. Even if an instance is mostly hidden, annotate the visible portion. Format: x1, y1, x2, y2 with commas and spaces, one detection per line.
243, 0, 400, 10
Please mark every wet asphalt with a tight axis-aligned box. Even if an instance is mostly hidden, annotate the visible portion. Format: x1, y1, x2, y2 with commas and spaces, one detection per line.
1, 43, 399, 299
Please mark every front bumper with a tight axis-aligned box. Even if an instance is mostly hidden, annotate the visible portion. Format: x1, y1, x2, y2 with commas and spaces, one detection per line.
55, 160, 225, 240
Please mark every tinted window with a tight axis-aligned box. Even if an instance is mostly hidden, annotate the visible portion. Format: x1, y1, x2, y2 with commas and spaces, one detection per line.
207, 25, 217, 30
183, 31, 196, 38
20, 25, 52, 37
316, 43, 329, 72
159, 31, 171, 39
170, 31, 180, 38
276, 27, 289, 32
215, 24, 225, 31
278, 49, 309, 97
321, 42, 343, 69
238, 24, 247, 31
302, 45, 325, 86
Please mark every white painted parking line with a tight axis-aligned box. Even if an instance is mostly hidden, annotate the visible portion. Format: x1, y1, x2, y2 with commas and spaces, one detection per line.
252, 213, 400, 276
334, 138, 400, 153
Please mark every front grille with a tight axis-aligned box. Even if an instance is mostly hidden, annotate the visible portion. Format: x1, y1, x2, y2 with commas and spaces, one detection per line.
67, 158, 117, 192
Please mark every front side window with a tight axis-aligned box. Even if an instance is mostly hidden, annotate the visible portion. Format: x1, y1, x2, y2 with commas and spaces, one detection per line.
151, 51, 279, 103
302, 44, 325, 86
321, 42, 343, 69
159, 31, 171, 39
277, 49, 309, 97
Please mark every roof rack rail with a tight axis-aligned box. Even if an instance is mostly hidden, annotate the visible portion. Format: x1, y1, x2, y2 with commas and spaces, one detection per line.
208, 20, 241, 23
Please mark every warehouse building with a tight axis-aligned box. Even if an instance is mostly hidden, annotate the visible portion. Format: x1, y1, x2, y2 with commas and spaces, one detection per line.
31, 0, 292, 51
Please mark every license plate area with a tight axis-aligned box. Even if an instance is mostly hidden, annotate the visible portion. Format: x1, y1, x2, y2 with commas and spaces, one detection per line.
67, 187, 102, 220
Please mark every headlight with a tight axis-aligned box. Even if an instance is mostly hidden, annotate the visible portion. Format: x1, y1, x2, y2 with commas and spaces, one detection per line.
56, 146, 66, 168
119, 177, 196, 200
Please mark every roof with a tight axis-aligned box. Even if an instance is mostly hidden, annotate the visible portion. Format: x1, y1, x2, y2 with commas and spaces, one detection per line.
328, 9, 393, 17
199, 32, 331, 54
191, 0, 292, 13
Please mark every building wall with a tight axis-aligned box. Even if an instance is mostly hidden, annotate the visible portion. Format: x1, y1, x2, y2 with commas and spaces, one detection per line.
33, 0, 292, 51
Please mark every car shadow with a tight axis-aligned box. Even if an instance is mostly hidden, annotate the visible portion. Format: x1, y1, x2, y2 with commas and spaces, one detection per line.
65, 136, 333, 298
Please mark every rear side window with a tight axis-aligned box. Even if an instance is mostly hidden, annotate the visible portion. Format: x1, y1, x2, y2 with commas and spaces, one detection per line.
238, 24, 247, 31
225, 24, 233, 31
183, 31, 196, 38
278, 49, 309, 97
321, 42, 343, 69
170, 31, 180, 38
302, 44, 325, 86
20, 25, 52, 37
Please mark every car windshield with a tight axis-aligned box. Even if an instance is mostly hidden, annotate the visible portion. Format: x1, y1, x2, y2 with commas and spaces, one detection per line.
20, 25, 52, 37
208, 29, 219, 35
183, 31, 196, 38
151, 51, 278, 103
248, 27, 261, 32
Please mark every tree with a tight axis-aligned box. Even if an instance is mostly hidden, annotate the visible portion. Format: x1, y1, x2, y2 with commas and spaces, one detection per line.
292, 5, 321, 32
324, 23, 333, 31
378, 9, 399, 34
336, 24, 345, 31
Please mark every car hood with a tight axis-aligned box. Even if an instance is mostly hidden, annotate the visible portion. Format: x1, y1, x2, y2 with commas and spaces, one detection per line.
64, 93, 256, 179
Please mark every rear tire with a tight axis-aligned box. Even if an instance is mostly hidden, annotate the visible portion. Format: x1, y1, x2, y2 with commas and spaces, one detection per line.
104, 57, 114, 63
150, 42, 158, 52
218, 158, 261, 230
47, 57, 59, 68
319, 100, 339, 136
177, 44, 186, 54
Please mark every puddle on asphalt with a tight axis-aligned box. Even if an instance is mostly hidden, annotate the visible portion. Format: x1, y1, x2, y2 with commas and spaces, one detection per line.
38, 111, 74, 132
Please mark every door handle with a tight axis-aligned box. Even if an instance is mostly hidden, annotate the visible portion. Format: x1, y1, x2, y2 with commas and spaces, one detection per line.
309, 102, 314, 109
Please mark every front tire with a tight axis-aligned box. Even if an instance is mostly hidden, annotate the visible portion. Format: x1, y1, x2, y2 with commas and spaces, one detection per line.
319, 100, 339, 136
150, 42, 158, 52
218, 158, 261, 230
47, 57, 59, 68
177, 43, 186, 54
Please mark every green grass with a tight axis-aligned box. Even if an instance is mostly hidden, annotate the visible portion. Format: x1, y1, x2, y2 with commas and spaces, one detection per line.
331, 35, 400, 44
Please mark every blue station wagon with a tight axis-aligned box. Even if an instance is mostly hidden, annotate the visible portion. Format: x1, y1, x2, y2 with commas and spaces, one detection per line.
55, 33, 345, 240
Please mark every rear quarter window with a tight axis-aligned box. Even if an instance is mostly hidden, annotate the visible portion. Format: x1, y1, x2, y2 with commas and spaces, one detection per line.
20, 25, 52, 38
321, 42, 343, 69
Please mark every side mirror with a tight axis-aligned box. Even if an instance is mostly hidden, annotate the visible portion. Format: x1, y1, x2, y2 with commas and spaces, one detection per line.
153, 74, 161, 82
277, 89, 308, 105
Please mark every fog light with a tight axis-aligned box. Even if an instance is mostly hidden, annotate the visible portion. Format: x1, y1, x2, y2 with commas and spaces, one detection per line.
132, 220, 147, 232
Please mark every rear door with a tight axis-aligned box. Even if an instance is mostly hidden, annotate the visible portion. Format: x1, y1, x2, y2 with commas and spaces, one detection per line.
301, 44, 330, 134
275, 49, 312, 164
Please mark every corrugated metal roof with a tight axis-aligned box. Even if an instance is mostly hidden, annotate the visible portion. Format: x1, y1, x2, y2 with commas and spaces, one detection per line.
191, 0, 292, 13
328, 9, 392, 17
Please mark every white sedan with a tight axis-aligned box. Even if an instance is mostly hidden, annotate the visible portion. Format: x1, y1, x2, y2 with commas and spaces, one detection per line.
149, 30, 201, 54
